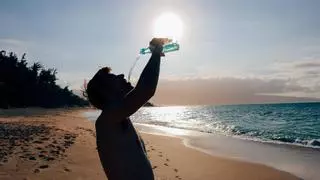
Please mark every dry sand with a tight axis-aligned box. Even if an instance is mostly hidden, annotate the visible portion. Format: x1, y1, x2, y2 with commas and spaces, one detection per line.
0, 109, 299, 180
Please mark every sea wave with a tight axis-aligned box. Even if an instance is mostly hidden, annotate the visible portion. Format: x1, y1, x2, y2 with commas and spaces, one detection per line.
233, 135, 320, 149
133, 121, 320, 149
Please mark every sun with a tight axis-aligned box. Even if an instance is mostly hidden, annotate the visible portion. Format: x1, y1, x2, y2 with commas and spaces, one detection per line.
153, 12, 183, 40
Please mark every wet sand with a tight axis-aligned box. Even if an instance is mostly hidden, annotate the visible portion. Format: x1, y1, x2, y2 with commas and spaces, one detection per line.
0, 109, 299, 180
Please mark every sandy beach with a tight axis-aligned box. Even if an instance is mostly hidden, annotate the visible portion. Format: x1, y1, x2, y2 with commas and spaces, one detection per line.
0, 109, 299, 180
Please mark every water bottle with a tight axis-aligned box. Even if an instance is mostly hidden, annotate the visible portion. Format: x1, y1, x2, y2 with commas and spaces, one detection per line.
139, 42, 180, 55
129, 40, 180, 82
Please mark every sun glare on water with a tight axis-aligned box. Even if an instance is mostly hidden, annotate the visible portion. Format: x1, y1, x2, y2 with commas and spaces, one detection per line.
153, 12, 183, 41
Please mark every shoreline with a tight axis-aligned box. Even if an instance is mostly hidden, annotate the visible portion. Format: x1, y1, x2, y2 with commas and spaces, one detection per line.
134, 122, 320, 150
134, 123, 320, 180
139, 132, 299, 180
85, 109, 320, 150
0, 108, 300, 179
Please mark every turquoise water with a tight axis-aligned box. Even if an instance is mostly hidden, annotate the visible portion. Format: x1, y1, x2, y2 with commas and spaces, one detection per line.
130, 102, 320, 148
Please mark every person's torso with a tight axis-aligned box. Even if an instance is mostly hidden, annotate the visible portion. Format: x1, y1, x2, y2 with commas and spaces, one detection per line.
95, 116, 154, 180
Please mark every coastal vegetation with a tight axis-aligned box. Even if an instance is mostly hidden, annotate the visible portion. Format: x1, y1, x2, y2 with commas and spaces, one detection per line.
0, 50, 88, 108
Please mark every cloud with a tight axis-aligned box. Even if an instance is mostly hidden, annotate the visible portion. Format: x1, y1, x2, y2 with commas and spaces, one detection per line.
262, 59, 319, 91
151, 77, 319, 105
149, 58, 320, 105
293, 61, 320, 68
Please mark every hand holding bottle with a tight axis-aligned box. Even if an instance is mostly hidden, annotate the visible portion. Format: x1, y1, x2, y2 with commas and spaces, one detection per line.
149, 38, 171, 56
130, 38, 179, 82
139, 38, 179, 55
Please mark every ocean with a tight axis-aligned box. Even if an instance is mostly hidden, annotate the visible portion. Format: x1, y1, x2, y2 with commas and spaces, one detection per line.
84, 102, 320, 179
129, 102, 320, 148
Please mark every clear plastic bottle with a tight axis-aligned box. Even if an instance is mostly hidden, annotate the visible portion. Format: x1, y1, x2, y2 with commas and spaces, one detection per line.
139, 42, 180, 55
129, 40, 180, 82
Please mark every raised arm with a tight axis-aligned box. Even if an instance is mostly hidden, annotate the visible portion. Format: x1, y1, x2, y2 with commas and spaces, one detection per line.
135, 53, 161, 98
100, 40, 164, 122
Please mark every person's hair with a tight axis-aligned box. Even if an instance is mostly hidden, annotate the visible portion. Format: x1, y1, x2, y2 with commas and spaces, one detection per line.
84, 66, 112, 109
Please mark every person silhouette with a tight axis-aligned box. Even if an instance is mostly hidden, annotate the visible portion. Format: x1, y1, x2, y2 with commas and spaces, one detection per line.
85, 38, 167, 180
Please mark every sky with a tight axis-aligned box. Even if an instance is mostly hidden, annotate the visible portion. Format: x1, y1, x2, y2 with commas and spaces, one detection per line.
1, 0, 320, 105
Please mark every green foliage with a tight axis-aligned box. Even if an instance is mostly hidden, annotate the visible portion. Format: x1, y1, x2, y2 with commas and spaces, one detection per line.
0, 50, 89, 108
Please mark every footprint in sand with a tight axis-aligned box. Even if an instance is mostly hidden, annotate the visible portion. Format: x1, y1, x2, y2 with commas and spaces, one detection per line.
64, 167, 71, 172
33, 140, 43, 144
152, 165, 157, 169
39, 165, 49, 169
164, 163, 169, 166
174, 168, 178, 172
166, 158, 170, 162
28, 156, 36, 161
